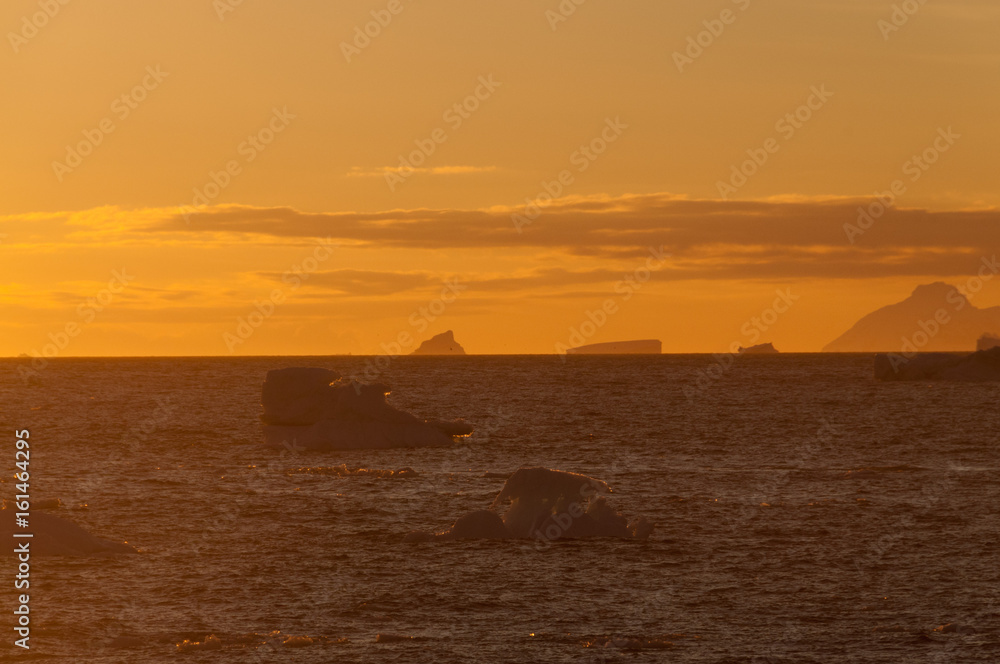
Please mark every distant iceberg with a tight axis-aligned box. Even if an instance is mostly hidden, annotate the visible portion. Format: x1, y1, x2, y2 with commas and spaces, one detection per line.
565, 340, 662, 355
405, 467, 653, 542
410, 330, 466, 355
260, 367, 472, 450
738, 342, 779, 354
1, 506, 136, 557
874, 347, 1000, 382
978, 333, 1000, 351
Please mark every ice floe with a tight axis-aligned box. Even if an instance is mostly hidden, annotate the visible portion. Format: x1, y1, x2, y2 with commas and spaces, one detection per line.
261, 367, 472, 450
405, 467, 653, 542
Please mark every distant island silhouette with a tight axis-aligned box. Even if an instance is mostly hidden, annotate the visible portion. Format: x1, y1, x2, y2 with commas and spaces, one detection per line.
565, 340, 662, 355
824, 282, 1000, 352
411, 330, 467, 355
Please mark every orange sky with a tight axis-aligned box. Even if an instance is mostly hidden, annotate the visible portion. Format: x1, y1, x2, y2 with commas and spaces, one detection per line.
2, 0, 998, 355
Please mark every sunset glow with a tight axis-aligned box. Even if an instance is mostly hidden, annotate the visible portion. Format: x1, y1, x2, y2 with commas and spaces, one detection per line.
3, 0, 998, 355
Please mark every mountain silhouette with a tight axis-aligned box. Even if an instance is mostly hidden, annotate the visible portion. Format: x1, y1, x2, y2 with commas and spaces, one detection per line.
824, 282, 1000, 352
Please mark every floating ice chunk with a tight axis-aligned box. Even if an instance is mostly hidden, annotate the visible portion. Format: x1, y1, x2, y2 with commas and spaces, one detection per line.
0, 507, 136, 557
405, 467, 653, 542
497, 467, 654, 540
261, 367, 341, 425
977, 333, 1000, 351
405, 510, 509, 542
260, 368, 472, 450
492, 467, 611, 538
874, 347, 1000, 381
738, 342, 779, 354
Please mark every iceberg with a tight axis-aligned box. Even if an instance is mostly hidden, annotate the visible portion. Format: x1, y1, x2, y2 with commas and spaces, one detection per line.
1, 506, 136, 557
565, 340, 661, 355
874, 347, 1000, 381
978, 333, 1000, 351
261, 367, 340, 425
738, 342, 779, 354
260, 368, 472, 450
410, 330, 466, 355
405, 467, 653, 542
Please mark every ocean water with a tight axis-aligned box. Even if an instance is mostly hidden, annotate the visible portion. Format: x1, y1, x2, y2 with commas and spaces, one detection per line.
1, 354, 998, 663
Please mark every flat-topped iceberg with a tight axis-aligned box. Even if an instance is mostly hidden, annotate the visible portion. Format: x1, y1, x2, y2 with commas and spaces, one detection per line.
565, 340, 661, 355
739, 342, 779, 354
260, 367, 472, 450
874, 347, 1000, 382
405, 467, 653, 542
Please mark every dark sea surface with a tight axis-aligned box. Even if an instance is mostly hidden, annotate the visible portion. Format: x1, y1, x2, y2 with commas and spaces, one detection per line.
1, 354, 998, 663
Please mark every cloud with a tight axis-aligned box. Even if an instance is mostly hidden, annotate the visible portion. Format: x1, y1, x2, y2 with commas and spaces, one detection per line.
257, 269, 438, 296
5, 193, 999, 281
346, 165, 497, 177
258, 267, 631, 297
149, 193, 1000, 279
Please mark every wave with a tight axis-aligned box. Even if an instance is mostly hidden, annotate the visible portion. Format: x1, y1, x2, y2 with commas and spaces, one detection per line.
289, 464, 418, 479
